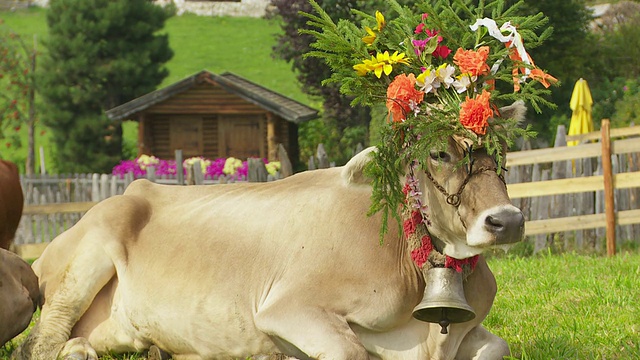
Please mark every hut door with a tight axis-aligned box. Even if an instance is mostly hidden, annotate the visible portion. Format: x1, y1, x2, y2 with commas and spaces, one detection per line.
170, 116, 203, 158
218, 115, 264, 160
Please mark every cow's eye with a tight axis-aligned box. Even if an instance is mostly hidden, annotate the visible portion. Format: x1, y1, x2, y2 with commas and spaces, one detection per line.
429, 151, 451, 162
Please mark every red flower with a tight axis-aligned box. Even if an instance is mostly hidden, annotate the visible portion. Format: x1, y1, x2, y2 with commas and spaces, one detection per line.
445, 255, 479, 273
411, 235, 433, 268
433, 45, 452, 59
459, 90, 493, 135
386, 73, 424, 123
403, 210, 423, 237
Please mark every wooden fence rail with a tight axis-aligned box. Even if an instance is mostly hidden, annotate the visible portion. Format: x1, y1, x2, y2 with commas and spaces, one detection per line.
505, 120, 640, 255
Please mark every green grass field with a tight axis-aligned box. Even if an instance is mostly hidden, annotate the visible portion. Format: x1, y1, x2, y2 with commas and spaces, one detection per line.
0, 7, 316, 173
2, 252, 638, 360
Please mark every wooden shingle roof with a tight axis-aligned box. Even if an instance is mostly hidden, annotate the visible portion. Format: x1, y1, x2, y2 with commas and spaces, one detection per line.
106, 70, 318, 124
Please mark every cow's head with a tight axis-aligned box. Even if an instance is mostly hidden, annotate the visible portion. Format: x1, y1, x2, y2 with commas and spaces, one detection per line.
414, 101, 526, 259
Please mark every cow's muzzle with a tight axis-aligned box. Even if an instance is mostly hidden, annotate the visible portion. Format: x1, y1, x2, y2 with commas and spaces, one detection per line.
484, 207, 525, 244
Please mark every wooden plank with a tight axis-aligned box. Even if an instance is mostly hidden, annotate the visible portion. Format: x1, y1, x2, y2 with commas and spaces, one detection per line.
507, 171, 640, 198
566, 125, 640, 143
23, 202, 96, 215
525, 209, 640, 235
505, 137, 640, 167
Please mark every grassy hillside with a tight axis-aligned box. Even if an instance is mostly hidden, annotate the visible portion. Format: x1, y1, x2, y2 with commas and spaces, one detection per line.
0, 6, 316, 173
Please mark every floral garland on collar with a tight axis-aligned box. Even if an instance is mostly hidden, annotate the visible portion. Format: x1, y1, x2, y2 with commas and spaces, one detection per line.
403, 162, 478, 274
303, 0, 557, 241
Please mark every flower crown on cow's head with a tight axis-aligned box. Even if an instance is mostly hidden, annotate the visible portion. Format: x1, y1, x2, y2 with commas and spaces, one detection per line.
303, 0, 557, 237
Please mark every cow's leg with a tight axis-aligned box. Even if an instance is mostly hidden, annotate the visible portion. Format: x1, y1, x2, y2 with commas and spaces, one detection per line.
255, 304, 369, 360
12, 235, 116, 360
455, 325, 509, 360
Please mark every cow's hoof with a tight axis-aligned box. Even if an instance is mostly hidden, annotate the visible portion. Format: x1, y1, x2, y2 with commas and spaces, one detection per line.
59, 337, 98, 360
147, 345, 171, 360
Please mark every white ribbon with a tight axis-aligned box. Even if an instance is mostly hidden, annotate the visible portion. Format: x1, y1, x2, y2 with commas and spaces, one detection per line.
470, 18, 532, 81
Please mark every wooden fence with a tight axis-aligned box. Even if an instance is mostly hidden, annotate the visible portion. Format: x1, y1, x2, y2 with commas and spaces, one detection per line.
505, 120, 640, 255
13, 146, 298, 257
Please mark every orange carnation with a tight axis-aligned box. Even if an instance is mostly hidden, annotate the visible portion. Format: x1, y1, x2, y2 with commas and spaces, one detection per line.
459, 90, 493, 135
453, 46, 490, 78
386, 73, 424, 123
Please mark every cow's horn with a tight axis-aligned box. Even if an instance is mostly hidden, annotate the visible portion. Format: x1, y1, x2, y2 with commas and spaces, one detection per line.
412, 267, 476, 334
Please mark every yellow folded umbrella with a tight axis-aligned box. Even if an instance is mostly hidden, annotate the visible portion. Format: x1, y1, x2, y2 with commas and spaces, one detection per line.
567, 78, 594, 146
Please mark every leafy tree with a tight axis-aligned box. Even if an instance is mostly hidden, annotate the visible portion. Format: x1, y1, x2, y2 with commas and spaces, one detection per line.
0, 24, 38, 174
269, 0, 413, 164
40, 0, 173, 173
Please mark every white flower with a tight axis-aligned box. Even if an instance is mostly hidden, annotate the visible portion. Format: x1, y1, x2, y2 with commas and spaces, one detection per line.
435, 63, 456, 89
416, 67, 440, 94
453, 73, 473, 93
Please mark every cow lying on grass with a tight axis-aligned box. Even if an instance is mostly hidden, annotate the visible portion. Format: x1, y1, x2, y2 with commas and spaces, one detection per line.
0, 249, 39, 348
13, 103, 525, 360
0, 159, 39, 348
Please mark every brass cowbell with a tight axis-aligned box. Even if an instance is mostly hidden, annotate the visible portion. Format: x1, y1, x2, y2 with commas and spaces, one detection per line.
412, 267, 476, 334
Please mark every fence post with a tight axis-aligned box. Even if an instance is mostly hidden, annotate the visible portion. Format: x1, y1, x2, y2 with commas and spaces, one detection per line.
277, 143, 293, 178
175, 149, 184, 185
186, 161, 203, 185
317, 144, 329, 169
601, 119, 616, 256
248, 158, 268, 182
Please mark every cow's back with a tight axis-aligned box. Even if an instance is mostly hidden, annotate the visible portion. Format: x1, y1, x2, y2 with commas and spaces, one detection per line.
0, 160, 24, 250
120, 169, 422, 319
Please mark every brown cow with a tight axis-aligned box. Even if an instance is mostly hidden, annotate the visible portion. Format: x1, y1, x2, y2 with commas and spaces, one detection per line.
13, 103, 525, 360
0, 159, 24, 250
0, 159, 39, 348
0, 248, 39, 347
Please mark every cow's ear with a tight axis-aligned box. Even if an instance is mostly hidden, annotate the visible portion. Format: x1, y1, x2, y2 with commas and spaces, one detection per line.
342, 147, 376, 185
498, 100, 526, 123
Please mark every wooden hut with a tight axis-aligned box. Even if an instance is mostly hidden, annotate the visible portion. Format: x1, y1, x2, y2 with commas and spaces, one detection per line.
106, 70, 318, 164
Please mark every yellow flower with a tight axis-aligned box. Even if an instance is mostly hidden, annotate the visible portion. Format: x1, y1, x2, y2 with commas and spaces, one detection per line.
265, 161, 281, 176
375, 10, 385, 31
184, 157, 210, 174
223, 157, 243, 175
372, 51, 393, 78
362, 26, 377, 45
389, 51, 410, 65
353, 51, 409, 78
353, 62, 370, 76
136, 154, 159, 170
361, 11, 385, 45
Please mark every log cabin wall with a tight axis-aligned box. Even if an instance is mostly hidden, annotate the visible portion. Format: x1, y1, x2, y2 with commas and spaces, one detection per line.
139, 83, 292, 161
108, 70, 318, 167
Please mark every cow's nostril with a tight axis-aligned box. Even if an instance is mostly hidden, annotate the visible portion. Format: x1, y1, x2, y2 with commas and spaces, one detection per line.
485, 215, 504, 231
